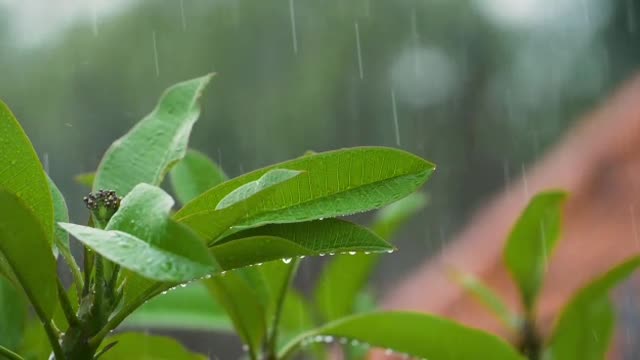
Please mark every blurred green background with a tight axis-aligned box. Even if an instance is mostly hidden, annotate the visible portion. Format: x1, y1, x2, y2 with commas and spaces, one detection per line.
1, 0, 638, 357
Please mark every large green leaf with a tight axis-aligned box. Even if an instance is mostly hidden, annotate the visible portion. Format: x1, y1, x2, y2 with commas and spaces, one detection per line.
175, 147, 434, 242
545, 256, 640, 360
0, 277, 27, 352
98, 333, 207, 360
0, 191, 58, 320
279, 312, 524, 360
314, 193, 426, 321
124, 282, 231, 331
169, 149, 228, 205
211, 219, 393, 270
205, 271, 268, 360
503, 191, 567, 309
59, 184, 218, 282
0, 100, 53, 248
93, 74, 213, 196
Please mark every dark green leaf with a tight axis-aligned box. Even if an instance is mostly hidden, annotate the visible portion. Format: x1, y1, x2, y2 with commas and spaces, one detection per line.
211, 219, 393, 270
176, 147, 435, 242
314, 193, 426, 322
59, 184, 218, 282
169, 149, 227, 205
124, 282, 231, 331
0, 277, 27, 351
18, 320, 50, 360
98, 333, 206, 360
0, 100, 54, 249
0, 191, 58, 320
279, 312, 524, 360
94, 74, 213, 196
545, 256, 640, 360
503, 191, 567, 309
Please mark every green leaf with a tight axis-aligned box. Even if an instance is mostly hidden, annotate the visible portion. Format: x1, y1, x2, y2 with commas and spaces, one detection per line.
0, 277, 27, 351
451, 271, 521, 331
0, 100, 54, 249
74, 172, 95, 189
279, 312, 524, 360
0, 190, 58, 320
124, 282, 231, 331
216, 169, 303, 210
59, 184, 218, 282
176, 147, 435, 242
314, 193, 426, 322
18, 320, 50, 360
169, 149, 228, 205
211, 219, 393, 270
545, 256, 640, 360
204, 272, 268, 359
98, 333, 206, 360
94, 74, 213, 196
503, 190, 567, 309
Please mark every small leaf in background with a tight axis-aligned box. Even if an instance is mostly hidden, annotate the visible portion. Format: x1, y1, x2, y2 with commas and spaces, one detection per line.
0, 277, 27, 352
205, 271, 268, 360
0, 100, 54, 248
279, 312, 524, 360
503, 190, 567, 309
74, 172, 95, 189
124, 282, 231, 331
450, 270, 521, 331
176, 147, 435, 242
94, 74, 213, 196
314, 193, 427, 322
59, 184, 218, 282
216, 169, 302, 210
211, 219, 393, 270
98, 333, 207, 360
545, 256, 640, 360
169, 149, 227, 205
0, 191, 58, 320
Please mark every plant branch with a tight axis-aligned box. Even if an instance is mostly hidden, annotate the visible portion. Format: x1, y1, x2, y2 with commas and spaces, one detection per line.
0, 345, 24, 360
56, 278, 79, 326
266, 258, 300, 360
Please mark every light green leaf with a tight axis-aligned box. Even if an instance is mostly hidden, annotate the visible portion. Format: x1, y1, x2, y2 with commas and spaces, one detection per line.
0, 100, 54, 249
216, 169, 302, 210
124, 282, 231, 331
204, 272, 268, 359
0, 191, 58, 320
0, 277, 27, 352
451, 271, 521, 331
74, 172, 95, 189
279, 312, 524, 360
211, 219, 393, 270
314, 193, 426, 322
545, 256, 640, 360
98, 333, 207, 360
176, 147, 435, 242
503, 191, 567, 309
169, 149, 227, 205
59, 184, 218, 282
94, 74, 213, 196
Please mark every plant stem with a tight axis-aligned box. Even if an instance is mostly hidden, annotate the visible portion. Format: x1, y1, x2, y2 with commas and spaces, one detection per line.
56, 278, 79, 326
43, 319, 65, 360
266, 258, 301, 360
0, 345, 24, 360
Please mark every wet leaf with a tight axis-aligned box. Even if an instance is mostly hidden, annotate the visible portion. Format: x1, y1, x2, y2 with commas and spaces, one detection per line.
279, 312, 524, 360
503, 191, 567, 309
545, 256, 640, 360
98, 333, 207, 359
176, 147, 435, 243
94, 74, 213, 196
169, 149, 227, 205
59, 184, 218, 282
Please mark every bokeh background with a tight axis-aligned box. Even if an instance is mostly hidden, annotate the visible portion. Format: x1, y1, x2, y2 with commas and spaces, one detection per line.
1, 0, 639, 357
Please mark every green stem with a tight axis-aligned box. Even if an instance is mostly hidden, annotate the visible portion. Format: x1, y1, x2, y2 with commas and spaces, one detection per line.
82, 246, 93, 297
0, 345, 24, 360
266, 258, 301, 360
56, 279, 79, 326
94, 255, 105, 313
43, 319, 65, 360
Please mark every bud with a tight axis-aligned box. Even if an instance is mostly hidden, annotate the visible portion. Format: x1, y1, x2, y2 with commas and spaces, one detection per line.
83, 189, 121, 228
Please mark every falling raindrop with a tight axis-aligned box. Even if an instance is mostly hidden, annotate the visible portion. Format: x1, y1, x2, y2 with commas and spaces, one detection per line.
288, 0, 298, 54
391, 88, 401, 146
152, 31, 160, 77
354, 21, 363, 79
179, 0, 187, 30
